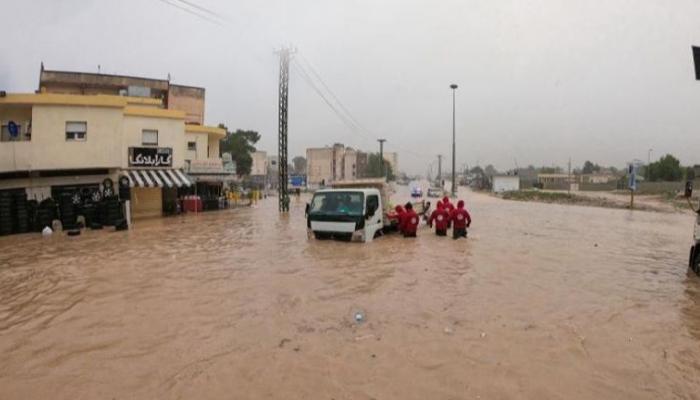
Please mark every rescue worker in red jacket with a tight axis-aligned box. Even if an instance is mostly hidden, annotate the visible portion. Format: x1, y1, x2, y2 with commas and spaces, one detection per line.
450, 200, 471, 239
394, 204, 406, 233
428, 200, 450, 236
442, 196, 454, 212
442, 196, 454, 228
402, 202, 419, 237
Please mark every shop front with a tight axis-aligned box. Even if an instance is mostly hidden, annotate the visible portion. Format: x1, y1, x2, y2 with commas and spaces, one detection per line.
185, 157, 238, 211
122, 146, 193, 219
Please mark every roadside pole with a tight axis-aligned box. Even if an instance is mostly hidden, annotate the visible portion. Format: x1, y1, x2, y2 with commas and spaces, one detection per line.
630, 188, 634, 210
628, 162, 637, 210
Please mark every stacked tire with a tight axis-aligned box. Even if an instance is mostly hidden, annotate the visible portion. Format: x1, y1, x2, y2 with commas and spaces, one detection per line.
81, 203, 96, 227
59, 193, 76, 230
0, 193, 12, 236
35, 198, 56, 232
14, 192, 29, 234
103, 196, 122, 226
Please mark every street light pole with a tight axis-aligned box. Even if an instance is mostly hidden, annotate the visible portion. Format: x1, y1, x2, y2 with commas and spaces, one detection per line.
378, 139, 386, 179
648, 148, 653, 165
450, 84, 458, 197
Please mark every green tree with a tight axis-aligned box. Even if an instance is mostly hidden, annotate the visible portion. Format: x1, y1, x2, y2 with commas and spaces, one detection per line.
484, 164, 498, 177
218, 124, 260, 176
367, 153, 395, 180
645, 154, 683, 182
582, 160, 601, 174
292, 156, 306, 174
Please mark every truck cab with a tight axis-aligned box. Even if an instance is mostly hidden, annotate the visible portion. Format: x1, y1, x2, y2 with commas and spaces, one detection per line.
306, 188, 384, 243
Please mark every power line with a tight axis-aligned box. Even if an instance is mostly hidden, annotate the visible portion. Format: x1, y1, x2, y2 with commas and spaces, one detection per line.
171, 0, 229, 22
297, 53, 373, 136
296, 52, 431, 161
155, 0, 224, 26
292, 59, 372, 144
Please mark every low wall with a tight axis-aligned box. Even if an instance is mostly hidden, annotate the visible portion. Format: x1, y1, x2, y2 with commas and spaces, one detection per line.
580, 182, 617, 191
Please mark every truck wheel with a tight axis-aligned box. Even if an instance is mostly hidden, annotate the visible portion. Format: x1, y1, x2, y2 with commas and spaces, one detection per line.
314, 232, 330, 240
690, 246, 695, 269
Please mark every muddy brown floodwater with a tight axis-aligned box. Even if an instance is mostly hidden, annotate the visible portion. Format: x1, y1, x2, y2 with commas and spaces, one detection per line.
1, 188, 700, 399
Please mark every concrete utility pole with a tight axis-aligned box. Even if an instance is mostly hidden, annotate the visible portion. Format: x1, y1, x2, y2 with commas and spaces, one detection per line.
378, 139, 386, 179
450, 84, 458, 196
568, 157, 572, 196
276, 47, 294, 212
437, 154, 442, 184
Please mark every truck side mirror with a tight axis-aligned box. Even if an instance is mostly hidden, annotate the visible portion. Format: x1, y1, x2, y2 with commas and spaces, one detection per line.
685, 181, 693, 198
305, 203, 310, 216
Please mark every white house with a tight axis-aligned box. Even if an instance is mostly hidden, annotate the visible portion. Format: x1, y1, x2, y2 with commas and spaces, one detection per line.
492, 175, 520, 193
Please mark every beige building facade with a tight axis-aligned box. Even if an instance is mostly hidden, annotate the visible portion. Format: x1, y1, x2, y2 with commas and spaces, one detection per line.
0, 92, 224, 220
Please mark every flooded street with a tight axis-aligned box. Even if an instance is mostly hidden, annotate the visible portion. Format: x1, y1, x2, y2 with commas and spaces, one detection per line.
2, 188, 700, 399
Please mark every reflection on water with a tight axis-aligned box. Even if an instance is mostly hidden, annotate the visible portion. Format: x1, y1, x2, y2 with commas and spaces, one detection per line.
1, 189, 700, 399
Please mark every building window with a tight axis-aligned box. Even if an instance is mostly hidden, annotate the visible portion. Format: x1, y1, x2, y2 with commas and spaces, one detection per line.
65, 121, 87, 141
187, 141, 197, 151
1, 121, 30, 142
142, 129, 158, 146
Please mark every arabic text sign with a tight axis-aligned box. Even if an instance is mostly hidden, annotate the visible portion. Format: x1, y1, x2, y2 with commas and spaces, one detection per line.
129, 147, 173, 167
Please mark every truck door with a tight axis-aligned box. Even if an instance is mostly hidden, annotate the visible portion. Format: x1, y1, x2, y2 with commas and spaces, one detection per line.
365, 194, 382, 239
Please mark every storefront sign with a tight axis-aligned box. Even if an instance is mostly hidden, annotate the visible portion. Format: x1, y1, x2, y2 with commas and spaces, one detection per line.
189, 159, 225, 174
129, 147, 172, 167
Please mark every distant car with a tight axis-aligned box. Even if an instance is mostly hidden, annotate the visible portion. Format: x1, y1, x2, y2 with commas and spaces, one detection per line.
427, 188, 442, 198
410, 187, 423, 198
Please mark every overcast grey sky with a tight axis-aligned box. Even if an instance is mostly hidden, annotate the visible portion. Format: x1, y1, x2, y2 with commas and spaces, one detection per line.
2, 0, 700, 174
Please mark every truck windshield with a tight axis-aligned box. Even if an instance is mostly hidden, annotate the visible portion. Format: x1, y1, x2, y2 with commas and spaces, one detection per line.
310, 191, 364, 216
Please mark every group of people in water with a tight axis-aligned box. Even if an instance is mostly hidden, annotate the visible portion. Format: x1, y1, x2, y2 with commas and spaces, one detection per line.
394, 196, 472, 240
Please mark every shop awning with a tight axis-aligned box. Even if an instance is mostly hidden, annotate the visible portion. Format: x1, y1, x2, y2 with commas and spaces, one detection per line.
122, 169, 193, 188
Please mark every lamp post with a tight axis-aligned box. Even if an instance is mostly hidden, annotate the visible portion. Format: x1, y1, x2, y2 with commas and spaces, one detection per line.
450, 83, 458, 196
648, 148, 653, 165
378, 139, 386, 179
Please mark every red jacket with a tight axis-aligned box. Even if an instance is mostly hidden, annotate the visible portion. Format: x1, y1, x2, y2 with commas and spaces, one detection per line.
428, 205, 450, 231
395, 206, 406, 232
402, 209, 419, 234
450, 206, 471, 229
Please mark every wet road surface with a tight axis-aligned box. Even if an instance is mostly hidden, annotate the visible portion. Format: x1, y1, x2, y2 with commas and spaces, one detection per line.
1, 189, 700, 399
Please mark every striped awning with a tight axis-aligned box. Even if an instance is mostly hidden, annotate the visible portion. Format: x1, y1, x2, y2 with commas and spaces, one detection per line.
122, 169, 193, 188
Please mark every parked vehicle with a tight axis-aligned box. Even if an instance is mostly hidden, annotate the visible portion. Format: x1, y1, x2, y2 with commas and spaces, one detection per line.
685, 181, 700, 275
305, 179, 403, 242
410, 186, 423, 198
427, 187, 442, 198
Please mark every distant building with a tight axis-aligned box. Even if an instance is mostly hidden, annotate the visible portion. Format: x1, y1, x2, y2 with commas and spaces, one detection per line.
537, 173, 574, 190
343, 147, 357, 181
250, 151, 268, 176
267, 155, 279, 189
492, 175, 520, 193
356, 151, 369, 178
383, 152, 398, 174
579, 173, 617, 184
306, 147, 334, 186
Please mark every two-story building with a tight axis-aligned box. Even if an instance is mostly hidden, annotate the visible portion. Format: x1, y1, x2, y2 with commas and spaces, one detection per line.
0, 67, 227, 221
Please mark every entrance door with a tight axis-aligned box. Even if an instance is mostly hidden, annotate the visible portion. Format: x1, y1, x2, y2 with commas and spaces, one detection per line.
130, 187, 162, 219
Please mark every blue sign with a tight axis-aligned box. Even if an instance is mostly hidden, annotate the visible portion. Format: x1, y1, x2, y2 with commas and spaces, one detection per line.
289, 175, 307, 188
628, 163, 637, 191
7, 121, 19, 138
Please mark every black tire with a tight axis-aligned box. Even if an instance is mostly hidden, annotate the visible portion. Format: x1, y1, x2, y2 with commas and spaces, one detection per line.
313, 232, 331, 240
66, 229, 81, 236
690, 246, 695, 269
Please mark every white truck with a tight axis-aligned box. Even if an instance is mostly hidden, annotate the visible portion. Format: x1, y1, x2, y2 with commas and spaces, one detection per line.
305, 179, 403, 243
